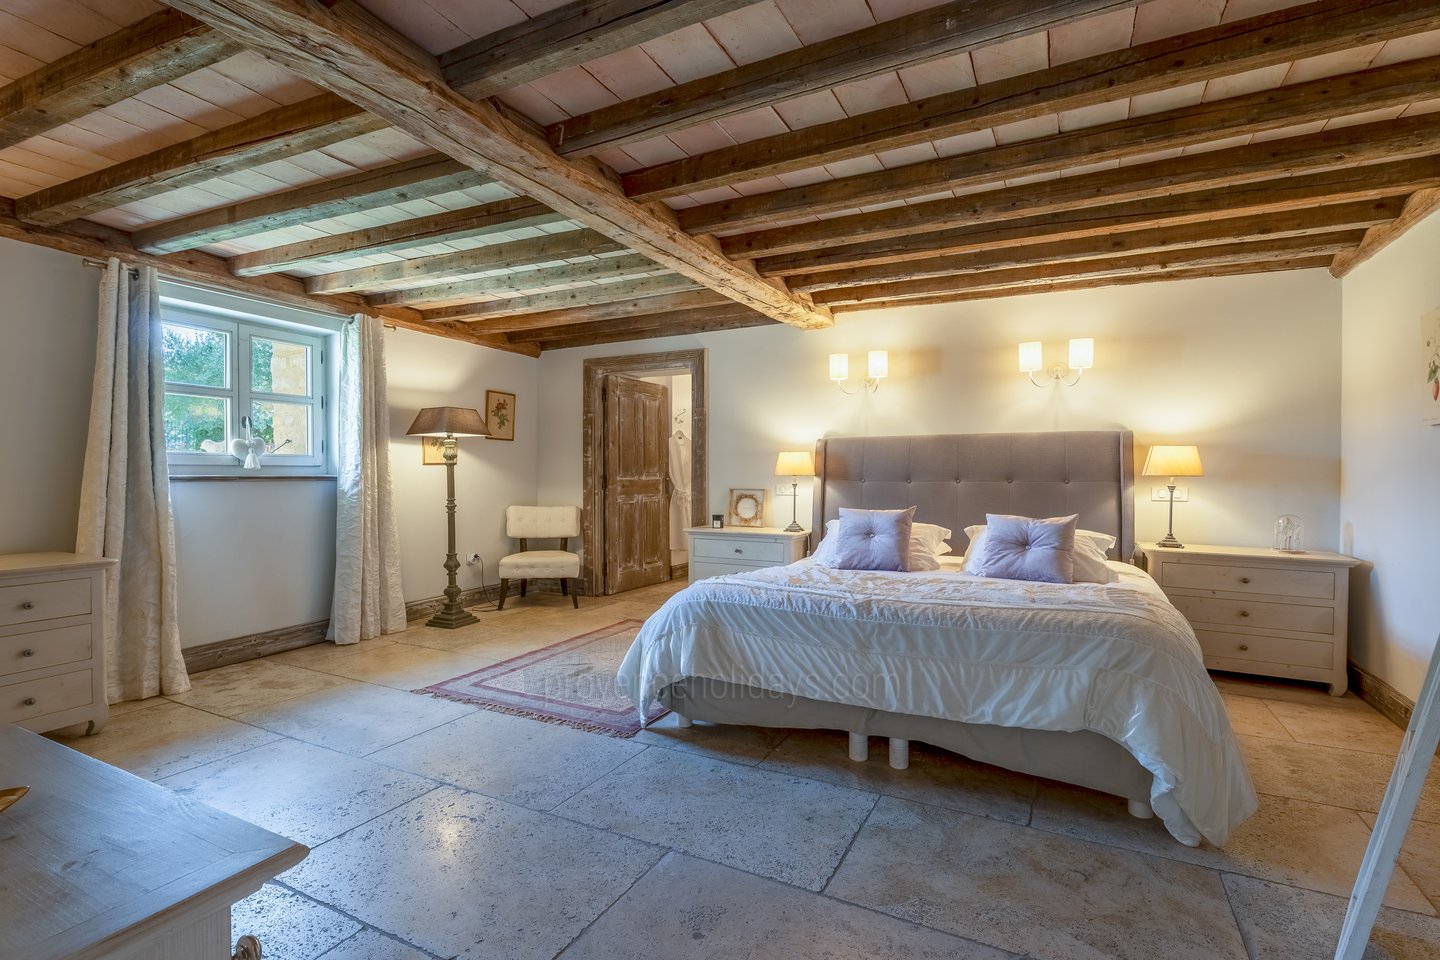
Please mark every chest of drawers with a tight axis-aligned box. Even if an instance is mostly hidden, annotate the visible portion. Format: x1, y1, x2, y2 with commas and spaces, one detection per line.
685, 526, 808, 581
0, 552, 114, 734
1141, 544, 1360, 696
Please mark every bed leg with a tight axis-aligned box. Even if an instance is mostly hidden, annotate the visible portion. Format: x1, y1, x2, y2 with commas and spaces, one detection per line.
848, 732, 869, 762
1127, 798, 1154, 820
676, 714, 693, 728
888, 738, 910, 770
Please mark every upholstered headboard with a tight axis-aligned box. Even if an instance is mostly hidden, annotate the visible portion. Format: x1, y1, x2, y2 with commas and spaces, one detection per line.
812, 431, 1135, 560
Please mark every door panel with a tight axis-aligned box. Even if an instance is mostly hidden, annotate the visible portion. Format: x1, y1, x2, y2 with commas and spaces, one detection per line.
604, 375, 670, 594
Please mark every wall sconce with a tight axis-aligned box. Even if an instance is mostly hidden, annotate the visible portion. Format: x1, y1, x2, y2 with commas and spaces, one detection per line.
1019, 338, 1094, 386
830, 350, 887, 394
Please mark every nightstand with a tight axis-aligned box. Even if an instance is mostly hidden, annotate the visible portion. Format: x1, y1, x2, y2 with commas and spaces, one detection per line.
685, 526, 808, 581
1141, 544, 1360, 696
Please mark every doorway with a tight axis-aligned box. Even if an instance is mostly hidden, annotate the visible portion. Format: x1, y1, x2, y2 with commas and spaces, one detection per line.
582, 349, 707, 596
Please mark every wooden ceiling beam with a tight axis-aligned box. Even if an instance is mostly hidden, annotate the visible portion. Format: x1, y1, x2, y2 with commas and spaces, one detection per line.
546, 0, 1145, 156
0, 10, 240, 151
459, 290, 732, 333
0, 197, 535, 356
676, 54, 1440, 232
1329, 189, 1440, 278
830, 257, 1338, 312
757, 158, 1440, 277
507, 303, 761, 342
228, 198, 564, 276
812, 233, 1365, 305
529, 309, 776, 351
16, 94, 384, 226
441, 0, 763, 99
631, 0, 1440, 205
365, 253, 665, 307
788, 200, 1407, 291
131, 155, 490, 254
725, 114, 1440, 259
306, 229, 626, 295
420, 274, 702, 322
166, 0, 831, 330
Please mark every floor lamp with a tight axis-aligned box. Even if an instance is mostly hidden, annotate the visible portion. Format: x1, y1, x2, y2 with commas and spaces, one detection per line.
407, 406, 489, 628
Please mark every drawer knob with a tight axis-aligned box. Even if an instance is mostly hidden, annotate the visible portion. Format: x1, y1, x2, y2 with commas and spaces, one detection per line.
1239, 610, 1250, 617
20, 649, 34, 657
22, 698, 36, 707
1239, 644, 1250, 651
1239, 577, 1251, 584
734, 548, 742, 554
20, 601, 34, 610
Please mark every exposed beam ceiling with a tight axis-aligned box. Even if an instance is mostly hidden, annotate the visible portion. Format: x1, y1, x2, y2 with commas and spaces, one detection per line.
365, 253, 666, 307
515, 306, 775, 350
165, 0, 832, 330
1330, 188, 1440, 278
457, 290, 733, 334
419, 273, 703, 322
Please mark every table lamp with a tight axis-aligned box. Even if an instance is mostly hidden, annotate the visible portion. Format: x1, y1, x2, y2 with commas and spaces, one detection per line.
1142, 445, 1203, 549
775, 451, 815, 533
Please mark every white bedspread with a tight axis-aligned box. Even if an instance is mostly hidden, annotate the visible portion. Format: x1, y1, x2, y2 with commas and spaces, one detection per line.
618, 559, 1257, 847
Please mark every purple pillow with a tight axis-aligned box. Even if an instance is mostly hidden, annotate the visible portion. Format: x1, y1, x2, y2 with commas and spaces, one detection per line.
975, 513, 1077, 584
833, 507, 916, 572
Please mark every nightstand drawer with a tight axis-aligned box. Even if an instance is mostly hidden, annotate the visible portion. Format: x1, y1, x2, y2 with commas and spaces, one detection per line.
0, 669, 94, 724
1195, 630, 1335, 670
1158, 561, 1334, 600
1, 623, 93, 677
0, 576, 92, 627
1170, 594, 1333, 635
691, 536, 787, 563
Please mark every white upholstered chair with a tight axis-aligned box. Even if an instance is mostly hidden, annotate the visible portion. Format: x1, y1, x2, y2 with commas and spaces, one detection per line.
497, 505, 581, 609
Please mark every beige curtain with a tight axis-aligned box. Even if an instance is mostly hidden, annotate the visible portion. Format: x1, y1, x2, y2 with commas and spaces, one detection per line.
328, 314, 405, 644
76, 260, 190, 701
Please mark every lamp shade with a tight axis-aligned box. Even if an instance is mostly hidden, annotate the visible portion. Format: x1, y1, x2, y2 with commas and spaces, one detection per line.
829, 353, 849, 381
1018, 341, 1043, 373
775, 451, 815, 477
1068, 338, 1094, 370
867, 350, 888, 380
406, 406, 490, 437
1142, 445, 1203, 478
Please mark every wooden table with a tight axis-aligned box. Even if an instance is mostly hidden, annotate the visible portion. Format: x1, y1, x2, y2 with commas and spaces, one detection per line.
0, 724, 307, 959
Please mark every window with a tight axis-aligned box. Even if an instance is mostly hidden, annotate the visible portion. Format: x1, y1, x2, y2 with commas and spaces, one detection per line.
160, 286, 337, 476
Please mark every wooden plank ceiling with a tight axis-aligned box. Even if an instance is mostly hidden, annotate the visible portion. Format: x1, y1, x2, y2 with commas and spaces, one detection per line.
1, 0, 1438, 355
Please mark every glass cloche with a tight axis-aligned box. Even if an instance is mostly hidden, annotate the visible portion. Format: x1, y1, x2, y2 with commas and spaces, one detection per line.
1274, 515, 1305, 553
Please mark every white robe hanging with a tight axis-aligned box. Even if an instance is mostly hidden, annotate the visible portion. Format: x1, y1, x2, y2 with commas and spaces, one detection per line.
668, 433, 691, 551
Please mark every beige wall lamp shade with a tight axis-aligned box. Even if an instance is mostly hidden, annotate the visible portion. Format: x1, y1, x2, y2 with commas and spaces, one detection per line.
406, 406, 490, 437
1142, 445, 1204, 478
775, 451, 816, 477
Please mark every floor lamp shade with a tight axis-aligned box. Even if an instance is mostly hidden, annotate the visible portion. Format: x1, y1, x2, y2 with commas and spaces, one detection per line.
407, 406, 487, 628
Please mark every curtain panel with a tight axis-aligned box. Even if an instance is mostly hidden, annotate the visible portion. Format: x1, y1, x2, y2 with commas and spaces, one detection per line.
76, 260, 189, 701
328, 314, 406, 644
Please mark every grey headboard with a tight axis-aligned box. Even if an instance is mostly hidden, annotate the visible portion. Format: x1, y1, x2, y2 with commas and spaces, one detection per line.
812, 431, 1135, 560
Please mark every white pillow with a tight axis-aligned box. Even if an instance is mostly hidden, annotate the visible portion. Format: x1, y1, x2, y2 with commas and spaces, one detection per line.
812, 518, 946, 570
962, 523, 1118, 584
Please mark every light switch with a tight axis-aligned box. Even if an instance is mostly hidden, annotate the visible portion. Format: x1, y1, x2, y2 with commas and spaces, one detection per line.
1151, 486, 1189, 502
775, 483, 793, 496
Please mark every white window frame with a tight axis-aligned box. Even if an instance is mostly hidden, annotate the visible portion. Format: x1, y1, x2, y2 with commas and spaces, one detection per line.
159, 284, 339, 478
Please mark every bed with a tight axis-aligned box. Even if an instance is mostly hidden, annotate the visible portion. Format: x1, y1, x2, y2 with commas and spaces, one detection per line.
618, 431, 1256, 847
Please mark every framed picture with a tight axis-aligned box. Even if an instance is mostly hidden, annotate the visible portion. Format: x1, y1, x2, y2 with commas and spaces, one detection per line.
728, 487, 766, 527
421, 436, 447, 465
485, 390, 516, 441
1425, 306, 1440, 425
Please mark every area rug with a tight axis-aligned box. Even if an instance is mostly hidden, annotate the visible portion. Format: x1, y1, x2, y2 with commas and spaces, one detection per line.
418, 619, 665, 737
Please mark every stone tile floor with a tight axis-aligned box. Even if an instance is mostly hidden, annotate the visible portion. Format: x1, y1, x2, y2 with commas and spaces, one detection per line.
52, 580, 1440, 959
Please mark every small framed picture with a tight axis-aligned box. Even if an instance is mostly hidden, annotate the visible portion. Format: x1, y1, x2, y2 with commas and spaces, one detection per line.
1424, 306, 1440, 425
728, 488, 766, 527
485, 390, 516, 441
421, 436, 447, 465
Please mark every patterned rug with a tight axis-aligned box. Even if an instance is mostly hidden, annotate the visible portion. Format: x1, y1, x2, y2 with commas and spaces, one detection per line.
418, 619, 665, 737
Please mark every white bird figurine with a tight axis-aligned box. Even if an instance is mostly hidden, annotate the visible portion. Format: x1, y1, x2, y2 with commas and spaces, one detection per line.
230, 416, 267, 469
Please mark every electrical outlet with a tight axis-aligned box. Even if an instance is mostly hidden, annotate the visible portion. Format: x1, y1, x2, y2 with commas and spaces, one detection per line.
465, 552, 481, 565
1150, 486, 1189, 502
775, 482, 793, 496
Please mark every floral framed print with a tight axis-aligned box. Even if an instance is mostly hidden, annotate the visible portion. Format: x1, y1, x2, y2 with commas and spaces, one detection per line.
485, 390, 516, 441
728, 488, 766, 527
1425, 307, 1440, 425
421, 436, 447, 464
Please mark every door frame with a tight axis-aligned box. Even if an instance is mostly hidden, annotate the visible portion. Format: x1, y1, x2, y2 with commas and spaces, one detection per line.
582, 349, 707, 596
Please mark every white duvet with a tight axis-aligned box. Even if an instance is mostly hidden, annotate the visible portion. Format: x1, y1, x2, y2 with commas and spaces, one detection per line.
618, 558, 1257, 847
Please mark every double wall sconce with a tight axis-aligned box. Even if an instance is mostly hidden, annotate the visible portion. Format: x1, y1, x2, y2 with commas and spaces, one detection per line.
1019, 338, 1094, 386
830, 351, 888, 394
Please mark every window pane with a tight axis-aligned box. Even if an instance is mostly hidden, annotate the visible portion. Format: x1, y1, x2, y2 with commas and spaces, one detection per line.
163, 324, 228, 388
251, 337, 310, 396
164, 394, 228, 453
251, 400, 311, 456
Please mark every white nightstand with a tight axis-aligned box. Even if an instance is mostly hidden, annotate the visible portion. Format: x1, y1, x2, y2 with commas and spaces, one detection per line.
1140, 543, 1361, 696
685, 526, 808, 581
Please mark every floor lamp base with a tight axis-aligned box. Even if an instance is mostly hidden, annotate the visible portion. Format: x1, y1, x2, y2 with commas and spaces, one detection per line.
427, 604, 478, 629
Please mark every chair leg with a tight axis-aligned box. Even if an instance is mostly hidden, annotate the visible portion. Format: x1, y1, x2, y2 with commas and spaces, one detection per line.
520, 579, 527, 598
563, 577, 578, 608
497, 579, 509, 611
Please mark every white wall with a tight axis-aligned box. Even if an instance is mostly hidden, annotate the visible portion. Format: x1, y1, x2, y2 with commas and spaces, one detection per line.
538, 270, 1342, 555
1339, 210, 1440, 701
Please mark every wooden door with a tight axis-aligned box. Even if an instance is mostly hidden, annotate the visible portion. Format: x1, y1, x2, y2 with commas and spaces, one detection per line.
603, 375, 671, 594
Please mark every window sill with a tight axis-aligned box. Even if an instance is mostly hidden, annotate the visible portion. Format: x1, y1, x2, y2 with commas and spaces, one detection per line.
169, 474, 337, 482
